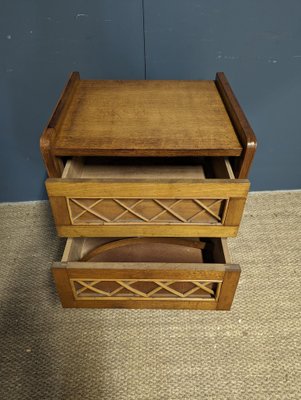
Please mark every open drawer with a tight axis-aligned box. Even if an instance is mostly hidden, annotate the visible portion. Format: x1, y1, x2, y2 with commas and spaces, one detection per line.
46, 156, 249, 238
52, 237, 240, 310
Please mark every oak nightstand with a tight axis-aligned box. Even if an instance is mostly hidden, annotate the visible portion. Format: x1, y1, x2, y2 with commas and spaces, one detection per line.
41, 72, 256, 310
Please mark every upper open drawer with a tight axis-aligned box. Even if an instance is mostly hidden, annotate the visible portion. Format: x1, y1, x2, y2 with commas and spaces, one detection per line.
46, 156, 249, 238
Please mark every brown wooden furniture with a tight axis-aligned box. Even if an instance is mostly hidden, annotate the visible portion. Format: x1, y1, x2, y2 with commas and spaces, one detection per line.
41, 72, 256, 310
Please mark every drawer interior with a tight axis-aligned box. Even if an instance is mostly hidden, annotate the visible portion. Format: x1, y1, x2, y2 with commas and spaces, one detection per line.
62, 156, 235, 180
62, 237, 230, 265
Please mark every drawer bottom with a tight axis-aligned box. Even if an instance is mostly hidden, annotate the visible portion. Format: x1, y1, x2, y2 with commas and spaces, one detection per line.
52, 237, 240, 310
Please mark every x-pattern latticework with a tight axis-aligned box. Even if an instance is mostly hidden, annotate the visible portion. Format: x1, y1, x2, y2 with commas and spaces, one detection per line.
70, 279, 222, 301
68, 197, 225, 225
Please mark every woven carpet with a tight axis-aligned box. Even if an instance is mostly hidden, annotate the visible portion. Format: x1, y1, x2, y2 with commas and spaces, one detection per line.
0, 191, 300, 400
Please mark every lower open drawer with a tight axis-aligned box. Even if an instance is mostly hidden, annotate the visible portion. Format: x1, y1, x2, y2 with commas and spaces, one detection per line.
52, 237, 240, 310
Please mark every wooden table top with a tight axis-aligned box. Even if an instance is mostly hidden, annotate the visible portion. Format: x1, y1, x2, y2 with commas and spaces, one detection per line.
52, 79, 242, 156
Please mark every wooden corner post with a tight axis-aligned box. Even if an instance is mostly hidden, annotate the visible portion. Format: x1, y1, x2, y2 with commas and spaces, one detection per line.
216, 265, 240, 310
215, 72, 257, 179
40, 71, 80, 177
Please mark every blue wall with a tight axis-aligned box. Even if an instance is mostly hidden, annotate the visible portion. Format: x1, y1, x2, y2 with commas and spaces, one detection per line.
1, 0, 300, 201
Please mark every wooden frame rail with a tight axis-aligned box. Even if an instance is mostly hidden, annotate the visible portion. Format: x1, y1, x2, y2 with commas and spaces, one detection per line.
215, 72, 257, 179
40, 72, 80, 177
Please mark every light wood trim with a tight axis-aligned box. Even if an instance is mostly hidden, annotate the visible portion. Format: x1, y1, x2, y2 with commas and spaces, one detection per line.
69, 278, 218, 301
66, 196, 227, 227
62, 157, 84, 178
215, 282, 222, 302
61, 239, 73, 262
46, 180, 250, 198
61, 238, 85, 262
193, 199, 222, 222
224, 157, 235, 179
220, 238, 232, 264
56, 225, 238, 238
153, 199, 187, 222
69, 198, 110, 222
113, 199, 149, 222
81, 237, 206, 261
220, 198, 230, 225
215, 72, 257, 179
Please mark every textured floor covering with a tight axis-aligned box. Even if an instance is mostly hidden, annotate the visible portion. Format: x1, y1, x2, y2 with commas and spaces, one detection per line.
0, 191, 300, 400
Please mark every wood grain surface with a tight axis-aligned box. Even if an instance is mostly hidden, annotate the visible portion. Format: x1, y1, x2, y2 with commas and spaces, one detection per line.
51, 79, 242, 156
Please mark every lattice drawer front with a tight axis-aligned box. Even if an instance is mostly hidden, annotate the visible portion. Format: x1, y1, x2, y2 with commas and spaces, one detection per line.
70, 279, 222, 301
67, 198, 228, 225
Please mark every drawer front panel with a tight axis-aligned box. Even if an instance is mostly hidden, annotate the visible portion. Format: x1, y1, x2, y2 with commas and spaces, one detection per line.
47, 180, 249, 237
52, 262, 240, 310
71, 278, 222, 302
67, 197, 228, 225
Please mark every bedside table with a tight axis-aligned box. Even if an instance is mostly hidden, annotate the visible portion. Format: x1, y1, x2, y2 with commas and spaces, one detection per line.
40, 72, 256, 310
